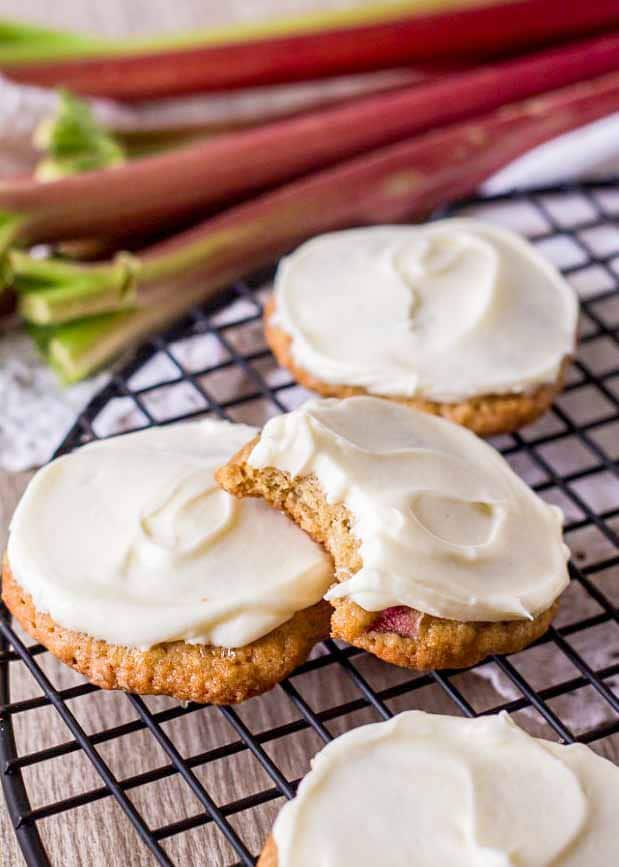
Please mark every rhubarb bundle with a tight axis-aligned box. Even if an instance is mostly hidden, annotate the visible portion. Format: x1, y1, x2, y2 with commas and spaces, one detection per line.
15, 69, 619, 382
1, 31, 619, 254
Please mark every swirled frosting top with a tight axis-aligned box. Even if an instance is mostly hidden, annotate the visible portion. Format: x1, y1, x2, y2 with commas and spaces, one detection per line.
272, 711, 619, 867
248, 397, 569, 622
7, 420, 332, 649
272, 220, 578, 402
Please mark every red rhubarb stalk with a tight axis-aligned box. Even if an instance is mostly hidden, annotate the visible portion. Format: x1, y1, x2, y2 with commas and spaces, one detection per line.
3, 0, 619, 98
4, 31, 619, 249
139, 69, 619, 278
24, 69, 619, 380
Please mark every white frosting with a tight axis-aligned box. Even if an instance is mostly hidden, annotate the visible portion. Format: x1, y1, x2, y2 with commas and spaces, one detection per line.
7, 420, 332, 649
272, 220, 578, 402
272, 711, 619, 867
248, 397, 569, 622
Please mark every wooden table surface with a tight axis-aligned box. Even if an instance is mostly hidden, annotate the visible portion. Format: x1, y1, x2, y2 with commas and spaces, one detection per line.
1, 2, 618, 866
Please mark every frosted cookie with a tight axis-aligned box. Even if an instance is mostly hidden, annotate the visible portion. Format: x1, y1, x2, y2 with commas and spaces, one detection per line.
257, 711, 619, 867
265, 220, 577, 435
217, 397, 569, 670
2, 420, 333, 704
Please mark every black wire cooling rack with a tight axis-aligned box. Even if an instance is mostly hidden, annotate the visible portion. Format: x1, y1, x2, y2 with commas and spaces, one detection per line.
2, 181, 619, 867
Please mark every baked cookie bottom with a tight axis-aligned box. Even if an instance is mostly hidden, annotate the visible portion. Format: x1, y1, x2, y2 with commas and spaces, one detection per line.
264, 297, 570, 437
217, 441, 560, 671
1, 562, 331, 705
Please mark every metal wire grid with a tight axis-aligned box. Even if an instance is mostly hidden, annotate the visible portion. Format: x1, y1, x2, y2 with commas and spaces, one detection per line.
1, 180, 619, 866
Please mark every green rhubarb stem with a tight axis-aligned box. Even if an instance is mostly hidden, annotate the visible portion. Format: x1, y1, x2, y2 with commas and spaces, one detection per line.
0, 211, 26, 254
0, 210, 27, 288
0, 19, 109, 62
12, 250, 139, 324
29, 256, 264, 384
34, 90, 126, 180
29, 313, 133, 383
14, 216, 255, 325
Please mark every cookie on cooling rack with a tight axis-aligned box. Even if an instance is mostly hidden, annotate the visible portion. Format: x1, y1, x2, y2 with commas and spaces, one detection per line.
264, 220, 577, 436
2, 420, 333, 705
216, 396, 569, 671
257, 710, 619, 866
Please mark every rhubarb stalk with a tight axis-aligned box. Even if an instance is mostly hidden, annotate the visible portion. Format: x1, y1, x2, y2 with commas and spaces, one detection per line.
0, 67, 420, 155
2, 0, 619, 98
2, 31, 619, 253
0, 3, 480, 63
19, 69, 619, 382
